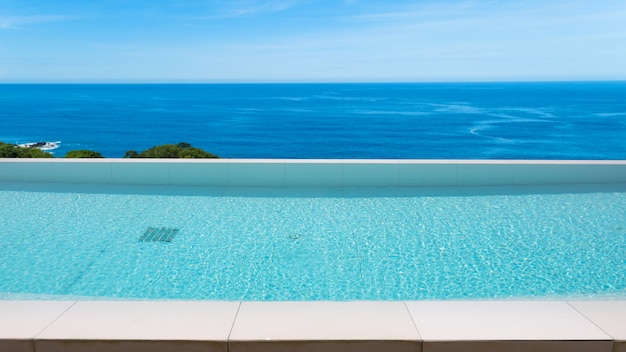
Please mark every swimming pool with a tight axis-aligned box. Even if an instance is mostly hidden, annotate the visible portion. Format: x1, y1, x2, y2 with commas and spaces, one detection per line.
1, 160, 625, 300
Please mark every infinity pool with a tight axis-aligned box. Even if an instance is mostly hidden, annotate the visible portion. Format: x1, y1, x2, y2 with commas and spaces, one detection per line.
1, 182, 625, 301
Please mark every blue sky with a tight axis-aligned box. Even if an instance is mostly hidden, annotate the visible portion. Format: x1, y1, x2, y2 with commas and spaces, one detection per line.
1, 0, 625, 82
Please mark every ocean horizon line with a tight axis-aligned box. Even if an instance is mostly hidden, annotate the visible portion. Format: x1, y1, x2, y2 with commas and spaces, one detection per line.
2, 79, 626, 85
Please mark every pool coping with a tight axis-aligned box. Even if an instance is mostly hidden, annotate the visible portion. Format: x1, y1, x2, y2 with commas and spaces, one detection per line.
1, 300, 625, 352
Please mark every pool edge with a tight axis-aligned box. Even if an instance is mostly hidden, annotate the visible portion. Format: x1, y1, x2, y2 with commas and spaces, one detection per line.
1, 159, 626, 187
1, 300, 624, 352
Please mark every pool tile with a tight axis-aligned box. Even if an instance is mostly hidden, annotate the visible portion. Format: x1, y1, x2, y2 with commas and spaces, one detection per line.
221, 186, 293, 197
0, 161, 55, 183
229, 301, 420, 352
35, 301, 239, 352
111, 162, 171, 185
227, 162, 285, 187
456, 163, 515, 186
341, 162, 400, 187
284, 162, 342, 187
276, 187, 344, 197
398, 163, 457, 186
570, 164, 626, 184
513, 164, 572, 185
100, 184, 169, 195
162, 185, 227, 196
406, 301, 612, 352
568, 301, 626, 343
52, 161, 113, 184
342, 186, 465, 198
0, 300, 75, 352
168, 161, 228, 186
0, 182, 108, 194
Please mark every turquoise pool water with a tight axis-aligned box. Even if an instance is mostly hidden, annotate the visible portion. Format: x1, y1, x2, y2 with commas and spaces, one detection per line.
1, 182, 625, 300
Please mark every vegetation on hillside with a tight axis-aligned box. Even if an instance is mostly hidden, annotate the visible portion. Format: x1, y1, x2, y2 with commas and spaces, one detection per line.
64, 150, 104, 158
0, 142, 53, 158
1, 141, 219, 159
124, 142, 219, 159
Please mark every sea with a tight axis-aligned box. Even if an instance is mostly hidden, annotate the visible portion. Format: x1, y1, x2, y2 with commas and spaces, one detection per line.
1, 82, 625, 159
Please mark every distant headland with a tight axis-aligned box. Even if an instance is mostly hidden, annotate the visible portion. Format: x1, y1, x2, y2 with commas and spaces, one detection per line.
0, 142, 219, 159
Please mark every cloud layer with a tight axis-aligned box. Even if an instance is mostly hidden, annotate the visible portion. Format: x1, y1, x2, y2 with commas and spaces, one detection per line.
1, 0, 625, 82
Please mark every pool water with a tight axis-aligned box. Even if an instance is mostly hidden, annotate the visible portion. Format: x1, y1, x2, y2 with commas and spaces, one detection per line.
1, 182, 625, 301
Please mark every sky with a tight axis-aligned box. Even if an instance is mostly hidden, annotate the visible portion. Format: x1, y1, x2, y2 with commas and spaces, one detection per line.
1, 0, 626, 83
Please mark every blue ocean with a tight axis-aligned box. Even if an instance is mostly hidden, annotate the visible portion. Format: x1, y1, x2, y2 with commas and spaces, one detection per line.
1, 82, 625, 159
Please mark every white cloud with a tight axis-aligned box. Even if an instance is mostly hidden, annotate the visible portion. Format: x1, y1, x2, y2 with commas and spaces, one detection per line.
196, 0, 299, 19
347, 1, 481, 22
0, 15, 74, 30
4, 0, 625, 81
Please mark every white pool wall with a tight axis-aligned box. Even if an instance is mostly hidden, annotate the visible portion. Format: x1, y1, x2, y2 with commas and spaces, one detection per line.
1, 159, 625, 186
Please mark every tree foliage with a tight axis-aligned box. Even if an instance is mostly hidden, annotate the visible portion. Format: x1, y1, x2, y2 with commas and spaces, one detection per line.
1, 141, 219, 159
64, 150, 104, 158
124, 142, 219, 159
124, 150, 139, 158
0, 142, 53, 158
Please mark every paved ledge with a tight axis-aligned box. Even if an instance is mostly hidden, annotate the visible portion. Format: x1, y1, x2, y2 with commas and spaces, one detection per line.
1, 300, 625, 352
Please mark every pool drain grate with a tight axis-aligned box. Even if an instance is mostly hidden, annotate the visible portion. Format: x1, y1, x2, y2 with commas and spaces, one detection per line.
139, 227, 180, 243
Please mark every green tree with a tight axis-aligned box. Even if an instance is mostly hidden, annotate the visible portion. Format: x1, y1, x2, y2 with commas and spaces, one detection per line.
65, 150, 104, 158
124, 150, 139, 158
0, 142, 53, 158
124, 142, 218, 159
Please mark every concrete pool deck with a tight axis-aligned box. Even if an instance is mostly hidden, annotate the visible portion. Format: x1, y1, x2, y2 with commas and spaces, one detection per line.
1, 159, 625, 351
1, 300, 625, 352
